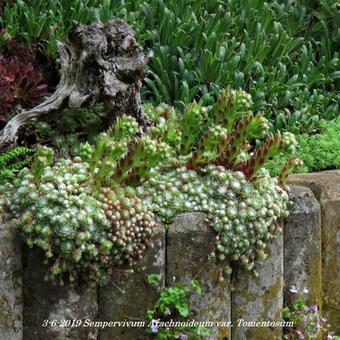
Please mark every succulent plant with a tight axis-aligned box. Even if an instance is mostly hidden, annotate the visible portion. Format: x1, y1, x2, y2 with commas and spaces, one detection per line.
85, 115, 174, 188
235, 131, 299, 180
187, 125, 228, 170
212, 89, 253, 130
0, 151, 159, 286
145, 104, 183, 148
0, 56, 48, 112
1, 89, 300, 286
138, 165, 289, 279
146, 89, 294, 179
31, 146, 54, 185
178, 102, 209, 155
278, 157, 304, 187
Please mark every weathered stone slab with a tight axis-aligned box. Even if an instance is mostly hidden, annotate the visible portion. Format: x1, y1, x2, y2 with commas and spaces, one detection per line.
317, 170, 340, 177
288, 171, 340, 334
232, 231, 283, 340
167, 213, 231, 340
0, 221, 23, 340
283, 185, 322, 307
23, 248, 98, 340
98, 227, 166, 340
288, 172, 340, 332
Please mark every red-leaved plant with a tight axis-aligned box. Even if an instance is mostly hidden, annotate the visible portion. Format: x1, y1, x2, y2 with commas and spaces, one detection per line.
0, 56, 48, 114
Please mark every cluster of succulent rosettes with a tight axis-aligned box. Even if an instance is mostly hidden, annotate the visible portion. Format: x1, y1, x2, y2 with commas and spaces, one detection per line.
0, 156, 159, 286
78, 114, 175, 188
282, 132, 299, 153
145, 101, 210, 155
235, 131, 299, 180
72, 142, 93, 162
212, 89, 253, 130
138, 164, 289, 279
144, 89, 280, 178
1, 89, 299, 287
98, 186, 159, 266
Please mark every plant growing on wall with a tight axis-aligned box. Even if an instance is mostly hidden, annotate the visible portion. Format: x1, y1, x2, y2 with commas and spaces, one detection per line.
283, 286, 340, 339
0, 146, 159, 286
145, 277, 210, 339
138, 89, 301, 280
0, 89, 301, 286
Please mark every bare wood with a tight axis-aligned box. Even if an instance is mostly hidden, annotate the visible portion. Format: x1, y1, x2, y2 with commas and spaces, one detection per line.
0, 19, 150, 151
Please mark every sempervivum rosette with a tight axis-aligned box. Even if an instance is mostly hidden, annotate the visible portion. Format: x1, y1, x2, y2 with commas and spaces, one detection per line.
138, 165, 289, 280
0, 156, 158, 287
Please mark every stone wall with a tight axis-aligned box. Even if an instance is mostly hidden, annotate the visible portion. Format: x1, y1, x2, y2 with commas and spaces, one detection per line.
0, 171, 339, 340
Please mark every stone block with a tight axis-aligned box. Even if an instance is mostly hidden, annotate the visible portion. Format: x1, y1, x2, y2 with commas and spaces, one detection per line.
231, 231, 283, 340
0, 221, 23, 340
23, 248, 98, 340
283, 185, 322, 307
98, 226, 166, 340
288, 172, 340, 332
167, 213, 231, 340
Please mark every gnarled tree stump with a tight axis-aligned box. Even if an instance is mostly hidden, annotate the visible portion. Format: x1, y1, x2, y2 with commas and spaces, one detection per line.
0, 19, 150, 151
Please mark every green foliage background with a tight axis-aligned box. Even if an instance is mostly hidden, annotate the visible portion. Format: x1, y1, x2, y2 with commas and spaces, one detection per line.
1, 0, 339, 134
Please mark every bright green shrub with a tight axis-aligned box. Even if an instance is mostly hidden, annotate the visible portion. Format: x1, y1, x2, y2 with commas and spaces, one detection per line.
268, 118, 340, 175
296, 119, 340, 172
